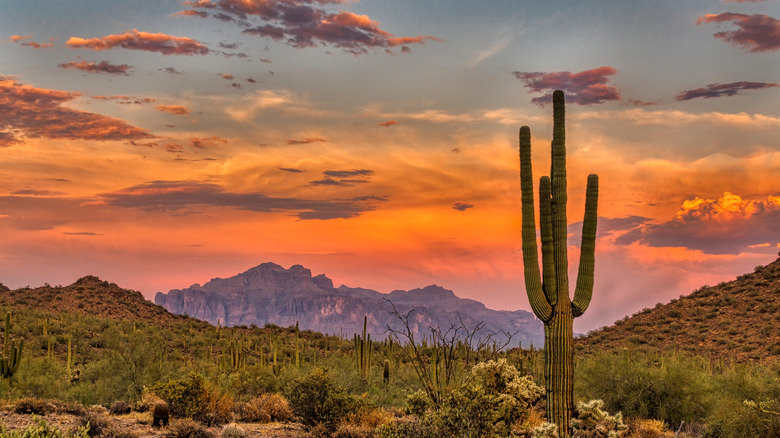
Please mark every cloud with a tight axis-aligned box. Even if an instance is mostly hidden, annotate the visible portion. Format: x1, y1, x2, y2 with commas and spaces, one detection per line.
160, 67, 183, 75
279, 167, 304, 173
309, 169, 374, 186
58, 60, 133, 75
156, 104, 190, 116
453, 202, 474, 211
724, 0, 768, 4
676, 81, 779, 100
189, 136, 227, 148
91, 95, 156, 105
173, 9, 209, 18
513, 67, 621, 105
89, 180, 385, 220
378, 120, 397, 127
614, 192, 780, 255
181, 0, 439, 55
63, 232, 104, 236
697, 13, 780, 53
0, 77, 154, 145
286, 137, 327, 145
10, 35, 54, 48
0, 131, 22, 148
576, 108, 780, 128
66, 29, 210, 55
219, 73, 234, 80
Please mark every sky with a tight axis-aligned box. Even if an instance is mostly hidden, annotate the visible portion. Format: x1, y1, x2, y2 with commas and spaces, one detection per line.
1, 0, 779, 333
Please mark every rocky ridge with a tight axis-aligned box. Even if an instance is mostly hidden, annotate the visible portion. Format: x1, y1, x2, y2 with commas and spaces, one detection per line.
155, 262, 544, 347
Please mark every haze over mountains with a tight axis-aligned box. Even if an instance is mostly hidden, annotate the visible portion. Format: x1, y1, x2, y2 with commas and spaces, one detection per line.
154, 262, 545, 348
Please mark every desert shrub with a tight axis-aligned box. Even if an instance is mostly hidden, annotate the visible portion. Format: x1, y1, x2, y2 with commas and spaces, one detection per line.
576, 352, 711, 425
435, 359, 544, 437
108, 401, 131, 415
232, 402, 267, 423
0, 415, 90, 438
630, 419, 669, 438
253, 393, 293, 422
332, 424, 375, 438
375, 415, 445, 438
78, 412, 111, 437
285, 368, 358, 431
220, 423, 245, 438
165, 419, 216, 438
14, 397, 58, 415
530, 422, 560, 438
571, 399, 629, 437
133, 392, 164, 413
151, 372, 233, 426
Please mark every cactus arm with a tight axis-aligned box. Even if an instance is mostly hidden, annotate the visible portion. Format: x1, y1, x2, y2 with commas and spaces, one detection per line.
572, 174, 599, 317
519, 126, 553, 322
539, 176, 557, 306
550, 90, 570, 304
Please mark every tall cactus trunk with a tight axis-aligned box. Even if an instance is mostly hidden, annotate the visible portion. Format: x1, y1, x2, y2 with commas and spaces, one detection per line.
519, 90, 599, 438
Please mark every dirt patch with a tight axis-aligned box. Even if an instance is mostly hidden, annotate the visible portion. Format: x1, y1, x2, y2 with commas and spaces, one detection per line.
0, 408, 307, 438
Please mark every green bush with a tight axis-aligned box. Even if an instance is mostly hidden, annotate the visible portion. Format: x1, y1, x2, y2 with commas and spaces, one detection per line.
150, 372, 233, 426
285, 368, 357, 431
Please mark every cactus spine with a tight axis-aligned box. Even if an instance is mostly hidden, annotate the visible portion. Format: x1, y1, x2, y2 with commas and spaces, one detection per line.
519, 90, 599, 437
1, 312, 24, 382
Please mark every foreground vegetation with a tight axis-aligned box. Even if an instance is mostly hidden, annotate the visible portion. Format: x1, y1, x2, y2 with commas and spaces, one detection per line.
0, 278, 779, 437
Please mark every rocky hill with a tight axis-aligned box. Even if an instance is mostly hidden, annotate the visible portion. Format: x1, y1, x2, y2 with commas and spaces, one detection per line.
154, 262, 544, 347
0, 276, 193, 328
577, 256, 780, 362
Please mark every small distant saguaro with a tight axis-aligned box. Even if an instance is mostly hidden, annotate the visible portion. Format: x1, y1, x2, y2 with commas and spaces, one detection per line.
518, 90, 599, 437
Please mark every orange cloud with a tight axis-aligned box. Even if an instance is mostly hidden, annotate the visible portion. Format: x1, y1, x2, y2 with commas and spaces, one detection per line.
286, 137, 327, 145
66, 29, 209, 55
0, 77, 154, 145
156, 105, 190, 116
379, 120, 397, 127
10, 35, 54, 48
58, 60, 132, 75
190, 136, 227, 148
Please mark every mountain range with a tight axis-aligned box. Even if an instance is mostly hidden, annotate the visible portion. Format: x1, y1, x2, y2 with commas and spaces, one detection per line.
154, 262, 545, 348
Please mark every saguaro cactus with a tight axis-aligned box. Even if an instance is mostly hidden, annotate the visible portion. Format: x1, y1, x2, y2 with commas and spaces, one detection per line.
519, 90, 598, 437
1, 312, 24, 382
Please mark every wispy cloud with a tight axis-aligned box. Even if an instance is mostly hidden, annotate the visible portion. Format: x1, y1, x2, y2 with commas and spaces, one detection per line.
66, 29, 210, 55
286, 137, 327, 145
676, 81, 778, 100
378, 120, 397, 127
10, 35, 54, 49
58, 60, 133, 75
91, 95, 156, 105
453, 202, 474, 211
309, 169, 375, 187
189, 136, 227, 148
697, 13, 780, 53
178, 0, 440, 55
156, 104, 191, 116
0, 77, 154, 146
513, 67, 621, 105
88, 180, 386, 220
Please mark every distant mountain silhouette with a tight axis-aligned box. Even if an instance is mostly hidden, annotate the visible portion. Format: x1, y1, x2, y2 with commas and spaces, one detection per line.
154, 262, 544, 347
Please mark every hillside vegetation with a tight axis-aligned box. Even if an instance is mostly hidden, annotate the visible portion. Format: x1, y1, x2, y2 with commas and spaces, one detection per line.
0, 259, 779, 436
578, 256, 780, 363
